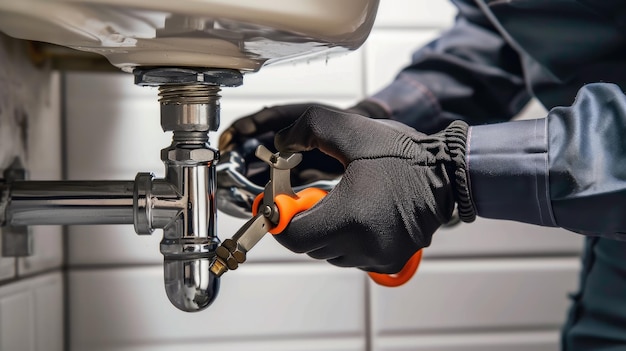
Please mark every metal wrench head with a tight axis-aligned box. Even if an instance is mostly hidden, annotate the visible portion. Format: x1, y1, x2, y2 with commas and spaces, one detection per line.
254, 145, 302, 213
209, 146, 302, 278
254, 145, 302, 170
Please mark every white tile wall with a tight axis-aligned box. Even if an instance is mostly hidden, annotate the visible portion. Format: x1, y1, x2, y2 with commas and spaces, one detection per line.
64, 73, 167, 180
375, 331, 560, 351
0, 257, 13, 281
427, 218, 582, 257
0, 34, 64, 351
0, 272, 64, 351
69, 264, 365, 351
0, 68, 64, 277
1, 283, 35, 351
18, 225, 64, 276
90, 339, 364, 351
26, 72, 63, 181
20, 71, 64, 276
373, 0, 456, 29
224, 50, 363, 99
364, 29, 442, 95
1, 45, 63, 281
63, 2, 584, 351
371, 258, 579, 333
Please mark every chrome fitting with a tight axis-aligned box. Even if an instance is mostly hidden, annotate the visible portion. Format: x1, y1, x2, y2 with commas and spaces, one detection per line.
159, 85, 221, 132
158, 142, 220, 258
162, 146, 218, 165
134, 67, 243, 88
133, 173, 156, 235
158, 135, 221, 312
141, 68, 236, 312
164, 258, 220, 312
135, 67, 242, 133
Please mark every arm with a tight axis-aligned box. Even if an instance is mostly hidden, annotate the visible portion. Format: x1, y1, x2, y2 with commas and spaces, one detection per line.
269, 83, 626, 274
369, 0, 530, 134
469, 83, 626, 239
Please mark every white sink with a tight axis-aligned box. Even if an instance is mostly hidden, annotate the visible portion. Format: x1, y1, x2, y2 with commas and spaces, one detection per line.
0, 0, 379, 72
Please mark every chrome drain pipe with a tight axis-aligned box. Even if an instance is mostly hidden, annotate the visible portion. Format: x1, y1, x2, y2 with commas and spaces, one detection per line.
1, 172, 218, 312
0, 67, 243, 312
3, 180, 137, 226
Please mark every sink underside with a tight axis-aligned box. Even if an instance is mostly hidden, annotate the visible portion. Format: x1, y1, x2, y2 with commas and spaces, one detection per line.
0, 0, 378, 72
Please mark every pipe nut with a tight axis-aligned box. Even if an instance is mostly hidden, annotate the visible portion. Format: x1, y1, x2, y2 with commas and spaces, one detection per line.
222, 238, 247, 263
134, 67, 243, 87
215, 245, 239, 270
164, 148, 218, 163
213, 239, 247, 273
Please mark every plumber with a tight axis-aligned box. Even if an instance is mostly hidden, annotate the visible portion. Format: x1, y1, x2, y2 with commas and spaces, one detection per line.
220, 1, 626, 350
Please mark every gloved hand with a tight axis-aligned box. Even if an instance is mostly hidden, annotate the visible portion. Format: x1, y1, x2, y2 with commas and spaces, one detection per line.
273, 106, 474, 274
218, 101, 389, 186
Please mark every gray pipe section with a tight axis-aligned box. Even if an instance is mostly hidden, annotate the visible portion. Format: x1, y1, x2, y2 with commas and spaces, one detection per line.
4, 181, 136, 226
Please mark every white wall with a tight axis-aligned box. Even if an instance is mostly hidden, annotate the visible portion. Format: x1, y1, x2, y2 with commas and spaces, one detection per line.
64, 1, 583, 351
0, 34, 64, 351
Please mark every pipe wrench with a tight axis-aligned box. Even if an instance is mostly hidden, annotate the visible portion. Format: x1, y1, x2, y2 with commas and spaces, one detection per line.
210, 145, 422, 287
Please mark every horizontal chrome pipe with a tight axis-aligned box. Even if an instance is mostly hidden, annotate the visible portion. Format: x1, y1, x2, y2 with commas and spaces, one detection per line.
0, 174, 220, 313
4, 181, 136, 226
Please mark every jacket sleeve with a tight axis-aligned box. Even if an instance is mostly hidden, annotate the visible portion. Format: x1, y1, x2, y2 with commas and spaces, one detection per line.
468, 83, 626, 240
368, 0, 530, 134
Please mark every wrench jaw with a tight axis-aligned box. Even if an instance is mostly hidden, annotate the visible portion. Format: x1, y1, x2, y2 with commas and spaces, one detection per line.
209, 214, 271, 277
216, 147, 339, 218
209, 145, 299, 278
255, 145, 301, 207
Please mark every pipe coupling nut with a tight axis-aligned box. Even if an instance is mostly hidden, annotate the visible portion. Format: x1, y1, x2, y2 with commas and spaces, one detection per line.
134, 172, 155, 235
162, 147, 218, 164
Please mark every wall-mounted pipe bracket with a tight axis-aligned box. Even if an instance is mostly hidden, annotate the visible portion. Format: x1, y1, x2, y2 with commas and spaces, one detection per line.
1, 158, 33, 257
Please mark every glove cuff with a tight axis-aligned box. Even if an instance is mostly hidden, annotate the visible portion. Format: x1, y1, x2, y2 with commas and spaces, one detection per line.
347, 99, 391, 119
444, 121, 476, 223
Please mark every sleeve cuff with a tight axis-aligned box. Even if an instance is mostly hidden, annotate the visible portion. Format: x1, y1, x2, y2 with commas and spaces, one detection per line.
467, 118, 557, 227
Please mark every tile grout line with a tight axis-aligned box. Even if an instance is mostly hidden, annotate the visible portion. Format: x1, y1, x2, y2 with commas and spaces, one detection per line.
360, 41, 372, 351
60, 71, 71, 351
364, 277, 373, 351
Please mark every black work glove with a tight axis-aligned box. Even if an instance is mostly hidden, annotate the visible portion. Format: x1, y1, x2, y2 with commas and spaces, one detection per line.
274, 106, 474, 274
218, 101, 389, 186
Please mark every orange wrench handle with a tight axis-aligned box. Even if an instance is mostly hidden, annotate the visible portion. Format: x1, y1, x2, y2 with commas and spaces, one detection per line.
253, 187, 422, 287
367, 249, 422, 287
252, 187, 328, 234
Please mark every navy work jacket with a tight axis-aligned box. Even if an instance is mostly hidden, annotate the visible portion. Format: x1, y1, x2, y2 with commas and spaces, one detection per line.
369, 0, 626, 238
